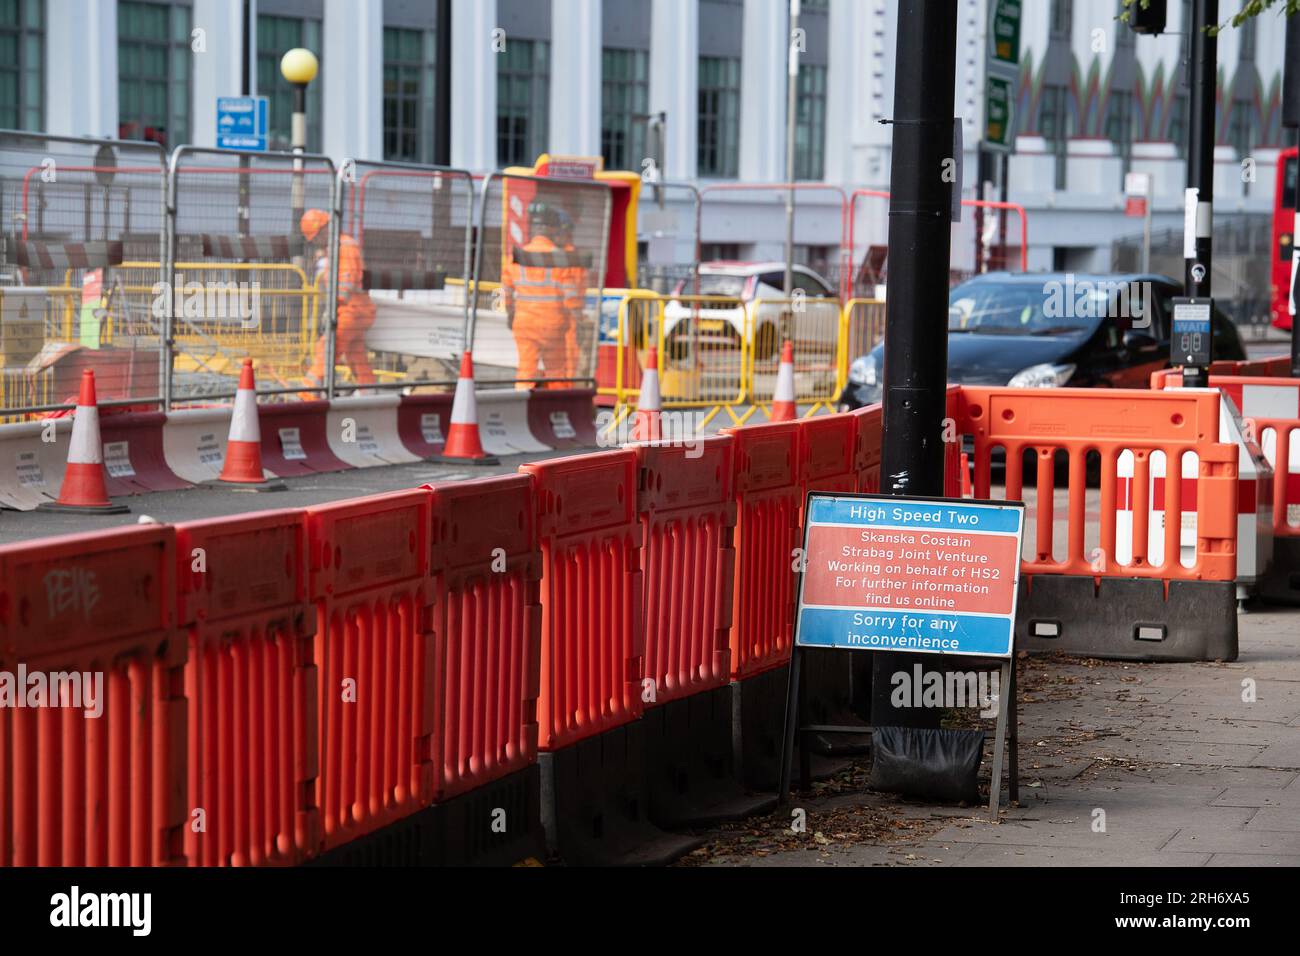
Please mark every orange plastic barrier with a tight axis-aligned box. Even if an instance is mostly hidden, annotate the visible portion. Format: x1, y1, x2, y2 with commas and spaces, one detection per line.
798, 413, 857, 502
306, 489, 437, 850
0, 526, 185, 867
635, 436, 736, 706
428, 475, 542, 800
956, 387, 1236, 581
721, 420, 802, 679
175, 511, 319, 866
521, 449, 645, 751
851, 402, 883, 492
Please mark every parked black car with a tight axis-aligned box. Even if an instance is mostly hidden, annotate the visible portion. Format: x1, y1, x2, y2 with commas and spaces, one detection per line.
837, 272, 1247, 410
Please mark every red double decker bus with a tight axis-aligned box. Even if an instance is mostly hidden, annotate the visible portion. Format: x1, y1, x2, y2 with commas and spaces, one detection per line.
1272, 146, 1298, 331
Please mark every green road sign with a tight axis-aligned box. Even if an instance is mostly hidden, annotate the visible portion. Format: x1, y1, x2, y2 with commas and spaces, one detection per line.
990, 0, 1022, 67
985, 75, 1014, 150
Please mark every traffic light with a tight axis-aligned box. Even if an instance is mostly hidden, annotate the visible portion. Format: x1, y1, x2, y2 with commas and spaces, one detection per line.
1130, 0, 1167, 35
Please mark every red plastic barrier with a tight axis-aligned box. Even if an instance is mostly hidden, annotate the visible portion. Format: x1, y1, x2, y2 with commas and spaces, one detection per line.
175, 511, 320, 866
0, 526, 184, 867
520, 449, 645, 751
1207, 378, 1300, 539
397, 393, 453, 459
851, 402, 883, 492
526, 388, 598, 449
259, 401, 350, 477
944, 384, 961, 497
306, 489, 437, 850
799, 413, 857, 504
428, 475, 542, 800
635, 436, 736, 706
100, 412, 192, 495
722, 420, 801, 679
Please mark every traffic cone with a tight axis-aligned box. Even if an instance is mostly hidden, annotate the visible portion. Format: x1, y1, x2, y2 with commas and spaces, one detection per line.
631, 347, 662, 442
770, 340, 797, 422
209, 359, 285, 491
433, 351, 498, 465
37, 369, 129, 514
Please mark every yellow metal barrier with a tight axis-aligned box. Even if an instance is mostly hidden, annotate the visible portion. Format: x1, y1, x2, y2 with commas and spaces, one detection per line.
746, 296, 842, 421
840, 298, 886, 389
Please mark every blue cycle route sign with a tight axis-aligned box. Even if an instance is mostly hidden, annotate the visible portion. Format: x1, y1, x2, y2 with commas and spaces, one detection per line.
216, 96, 269, 152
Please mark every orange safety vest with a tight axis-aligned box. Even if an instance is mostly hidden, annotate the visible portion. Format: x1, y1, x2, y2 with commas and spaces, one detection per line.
503, 236, 587, 329
314, 234, 374, 329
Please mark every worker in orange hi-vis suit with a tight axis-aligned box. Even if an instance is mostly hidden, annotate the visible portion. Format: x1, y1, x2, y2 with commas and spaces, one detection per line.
300, 208, 376, 393
502, 201, 588, 389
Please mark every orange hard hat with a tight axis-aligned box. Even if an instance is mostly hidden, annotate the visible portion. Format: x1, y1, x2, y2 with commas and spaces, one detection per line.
300, 208, 329, 242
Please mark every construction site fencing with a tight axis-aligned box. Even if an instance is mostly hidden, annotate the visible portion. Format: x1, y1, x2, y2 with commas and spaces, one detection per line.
841, 298, 887, 379
468, 171, 612, 389
165, 146, 336, 405
0, 131, 168, 422
331, 159, 476, 397
1, 383, 1268, 866
747, 296, 842, 417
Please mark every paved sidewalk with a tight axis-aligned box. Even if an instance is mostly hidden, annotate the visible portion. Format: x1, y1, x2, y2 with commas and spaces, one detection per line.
689, 605, 1300, 867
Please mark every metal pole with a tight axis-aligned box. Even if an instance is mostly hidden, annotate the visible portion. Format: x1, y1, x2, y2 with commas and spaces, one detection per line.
324, 164, 342, 400
871, 0, 959, 730
1182, 0, 1216, 388
434, 0, 453, 166
1142, 176, 1152, 273
162, 147, 180, 412
291, 84, 307, 221
784, 0, 800, 296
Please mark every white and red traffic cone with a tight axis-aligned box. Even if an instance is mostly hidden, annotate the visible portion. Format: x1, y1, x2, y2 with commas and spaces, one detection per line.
38, 369, 129, 514
770, 340, 797, 422
631, 347, 662, 442
211, 359, 285, 491
434, 351, 498, 464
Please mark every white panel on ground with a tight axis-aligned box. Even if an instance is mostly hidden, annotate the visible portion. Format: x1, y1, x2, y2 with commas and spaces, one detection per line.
0, 419, 71, 511
476, 390, 549, 456
326, 394, 422, 467
163, 408, 234, 483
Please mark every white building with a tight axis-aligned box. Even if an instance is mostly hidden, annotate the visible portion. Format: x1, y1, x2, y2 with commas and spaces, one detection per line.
2, 0, 1292, 280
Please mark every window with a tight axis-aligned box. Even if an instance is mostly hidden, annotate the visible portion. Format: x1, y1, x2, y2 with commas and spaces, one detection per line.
1104, 90, 1135, 169
258, 14, 323, 152
1049, 0, 1073, 37
794, 64, 827, 180
601, 48, 649, 172
497, 38, 549, 168
698, 56, 741, 178
0, 0, 42, 130
383, 26, 436, 163
118, 0, 191, 147
1038, 83, 1071, 190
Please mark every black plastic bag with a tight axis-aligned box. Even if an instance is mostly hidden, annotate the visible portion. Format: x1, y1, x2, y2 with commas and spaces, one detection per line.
869, 726, 983, 803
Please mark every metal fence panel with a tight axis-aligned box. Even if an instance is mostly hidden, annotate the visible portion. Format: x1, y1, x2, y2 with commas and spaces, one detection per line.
0, 131, 167, 421
166, 146, 336, 404
332, 159, 475, 393
469, 172, 611, 388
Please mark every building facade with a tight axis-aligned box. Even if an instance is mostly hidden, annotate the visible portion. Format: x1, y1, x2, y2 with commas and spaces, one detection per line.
2, 0, 1292, 279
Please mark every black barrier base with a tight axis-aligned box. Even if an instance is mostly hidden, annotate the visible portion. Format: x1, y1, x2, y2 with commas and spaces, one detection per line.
1258, 537, 1300, 606
1017, 575, 1238, 662
800, 648, 872, 756
642, 687, 777, 828
734, 664, 854, 792
309, 765, 545, 867
540, 720, 703, 866
427, 454, 500, 467
431, 764, 546, 866
199, 478, 288, 493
